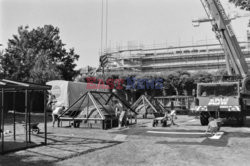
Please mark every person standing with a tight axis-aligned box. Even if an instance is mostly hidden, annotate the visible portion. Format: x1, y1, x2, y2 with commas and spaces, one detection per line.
115, 101, 127, 128
119, 108, 128, 128
47, 93, 56, 111
114, 100, 122, 127
115, 101, 122, 118
52, 106, 65, 127
170, 109, 177, 125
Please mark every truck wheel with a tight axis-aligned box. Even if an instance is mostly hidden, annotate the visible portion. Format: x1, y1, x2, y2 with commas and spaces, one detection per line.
200, 112, 209, 126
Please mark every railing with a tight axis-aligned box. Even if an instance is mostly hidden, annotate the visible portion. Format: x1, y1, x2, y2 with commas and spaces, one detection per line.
100, 40, 249, 56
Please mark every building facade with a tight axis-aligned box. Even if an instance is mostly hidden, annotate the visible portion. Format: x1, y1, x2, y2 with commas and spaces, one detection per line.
103, 41, 250, 73
101, 22, 250, 74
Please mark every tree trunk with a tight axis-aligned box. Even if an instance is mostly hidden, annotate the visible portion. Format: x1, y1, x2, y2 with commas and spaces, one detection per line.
124, 91, 129, 103
174, 87, 179, 96
162, 88, 167, 96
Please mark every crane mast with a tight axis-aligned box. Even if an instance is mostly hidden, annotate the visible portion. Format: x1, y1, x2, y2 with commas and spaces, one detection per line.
201, 0, 249, 77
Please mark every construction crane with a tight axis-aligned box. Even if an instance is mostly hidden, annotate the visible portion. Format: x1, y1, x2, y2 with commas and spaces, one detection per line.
194, 0, 250, 126
193, 0, 249, 76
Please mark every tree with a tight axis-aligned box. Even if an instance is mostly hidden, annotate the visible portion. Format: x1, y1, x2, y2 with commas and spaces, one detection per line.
56, 48, 80, 81
164, 70, 193, 96
30, 51, 61, 84
229, 0, 250, 10
0, 25, 79, 83
0, 50, 4, 79
214, 68, 228, 76
192, 71, 213, 83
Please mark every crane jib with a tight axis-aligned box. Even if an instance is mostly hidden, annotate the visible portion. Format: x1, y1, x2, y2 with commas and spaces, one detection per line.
226, 24, 235, 37
203, 0, 249, 76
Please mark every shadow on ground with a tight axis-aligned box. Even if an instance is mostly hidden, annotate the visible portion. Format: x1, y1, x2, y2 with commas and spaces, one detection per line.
0, 152, 54, 166
0, 135, 122, 166
156, 132, 250, 147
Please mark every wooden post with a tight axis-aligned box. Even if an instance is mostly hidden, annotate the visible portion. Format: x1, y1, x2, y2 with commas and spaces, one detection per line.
1, 88, 5, 153
44, 90, 47, 145
13, 91, 16, 141
130, 112, 132, 124
28, 91, 31, 143
25, 90, 28, 147
87, 95, 89, 122
142, 97, 145, 118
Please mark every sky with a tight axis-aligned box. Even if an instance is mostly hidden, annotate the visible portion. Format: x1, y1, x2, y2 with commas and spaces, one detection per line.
0, 0, 249, 69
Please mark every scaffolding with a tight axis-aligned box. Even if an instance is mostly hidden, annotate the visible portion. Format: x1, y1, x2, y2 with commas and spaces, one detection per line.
101, 40, 250, 73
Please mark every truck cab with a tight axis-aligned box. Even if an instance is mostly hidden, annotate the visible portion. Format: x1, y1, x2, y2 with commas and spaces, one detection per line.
196, 77, 250, 125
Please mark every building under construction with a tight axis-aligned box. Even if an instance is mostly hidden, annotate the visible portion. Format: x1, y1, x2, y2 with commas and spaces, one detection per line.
100, 22, 250, 73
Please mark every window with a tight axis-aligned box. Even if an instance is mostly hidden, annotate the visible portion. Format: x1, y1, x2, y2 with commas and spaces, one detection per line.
198, 83, 238, 96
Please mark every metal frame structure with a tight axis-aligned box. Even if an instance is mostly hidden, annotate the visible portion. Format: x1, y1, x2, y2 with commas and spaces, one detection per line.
0, 79, 51, 154
155, 96, 195, 113
58, 91, 137, 129
131, 95, 166, 118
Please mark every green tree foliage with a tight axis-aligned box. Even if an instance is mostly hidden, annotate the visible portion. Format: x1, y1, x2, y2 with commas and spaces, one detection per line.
214, 68, 228, 76
0, 50, 4, 79
77, 69, 216, 99
192, 71, 213, 83
30, 51, 61, 84
229, 0, 250, 10
0, 25, 79, 83
163, 71, 194, 96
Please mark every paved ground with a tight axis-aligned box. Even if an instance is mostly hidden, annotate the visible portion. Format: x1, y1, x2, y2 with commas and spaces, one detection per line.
1, 115, 250, 166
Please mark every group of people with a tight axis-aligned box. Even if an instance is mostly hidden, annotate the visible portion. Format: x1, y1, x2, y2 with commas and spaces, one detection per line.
153, 109, 177, 127
156, 109, 220, 136
167, 110, 220, 135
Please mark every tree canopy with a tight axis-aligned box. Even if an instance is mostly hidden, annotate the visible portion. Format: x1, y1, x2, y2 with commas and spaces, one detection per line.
78, 70, 215, 99
162, 70, 195, 96
229, 0, 250, 10
0, 25, 79, 83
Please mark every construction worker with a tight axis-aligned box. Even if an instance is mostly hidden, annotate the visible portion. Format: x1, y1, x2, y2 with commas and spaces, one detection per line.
170, 109, 177, 126
114, 100, 123, 127
114, 100, 122, 118
47, 93, 56, 111
205, 117, 219, 136
52, 105, 65, 127
119, 108, 128, 128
